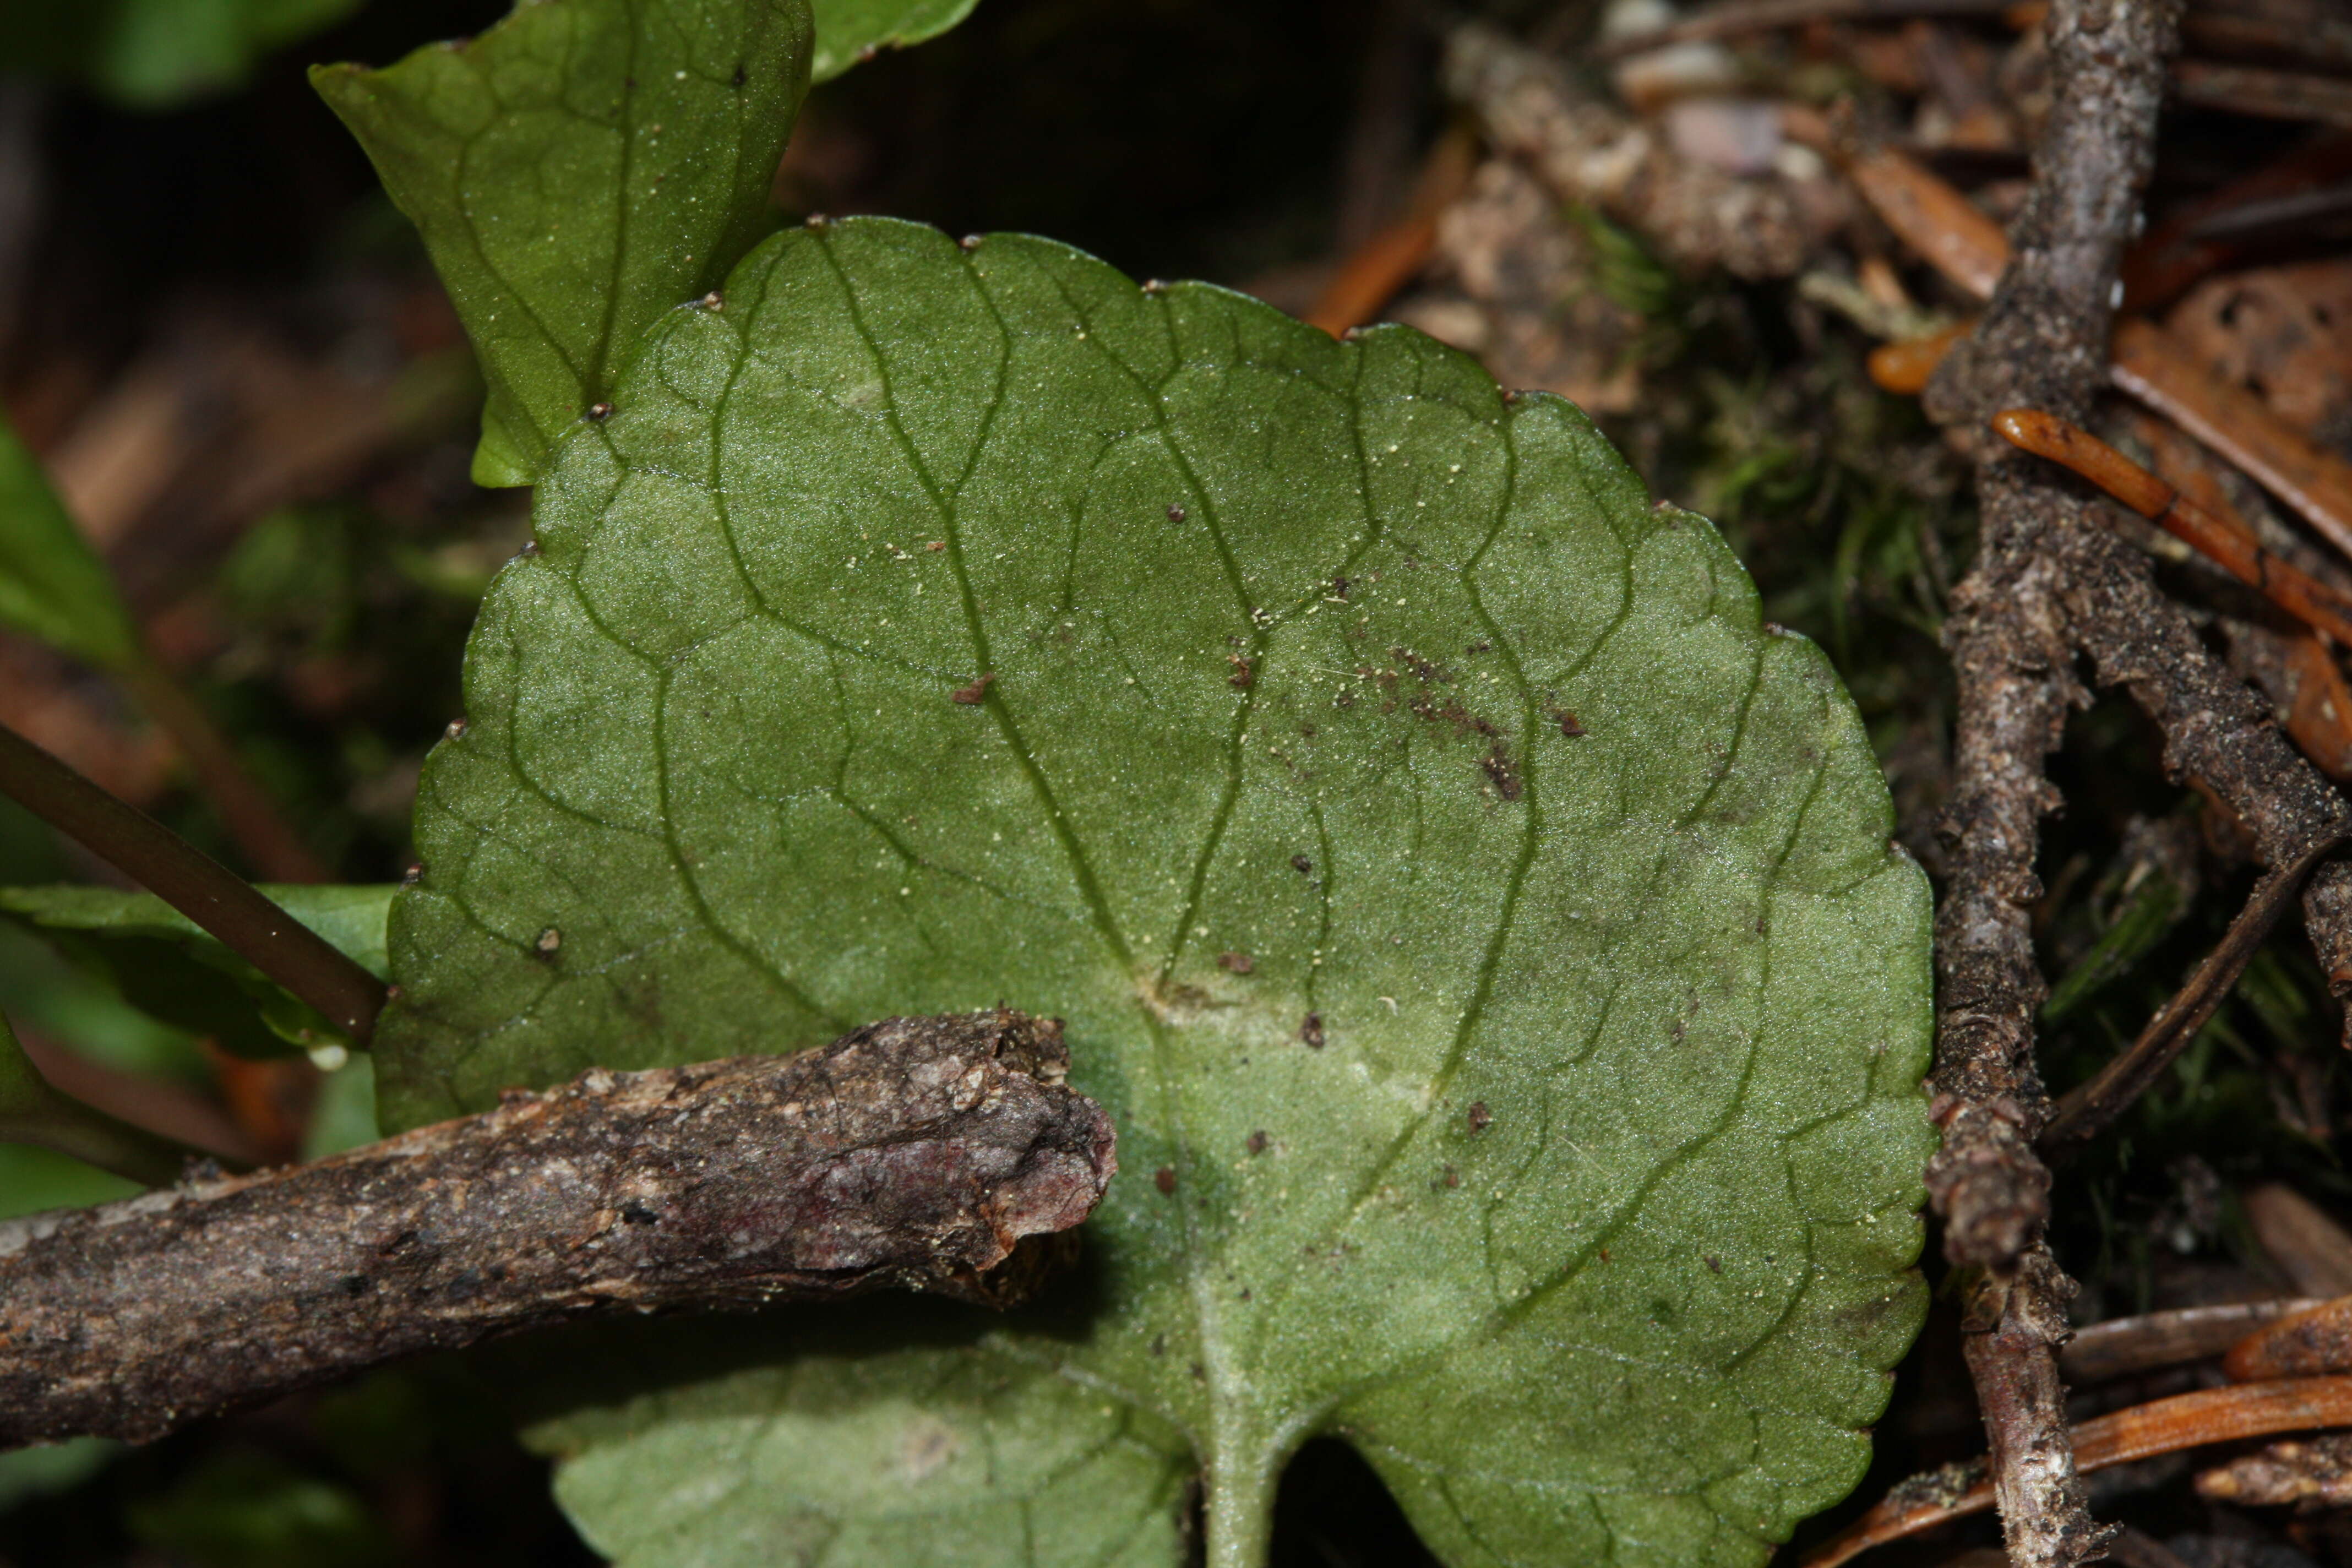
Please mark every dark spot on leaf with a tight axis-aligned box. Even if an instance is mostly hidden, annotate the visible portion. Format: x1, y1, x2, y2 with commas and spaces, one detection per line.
1599, 1247, 1610, 1262
1467, 1102, 1492, 1133
1705, 1255, 1722, 1273
1441, 1166, 1460, 1189
622, 1199, 660, 1224
1167, 504, 1186, 522
731, 63, 745, 88
951, 673, 997, 705
1483, 744, 1522, 801
1218, 951, 1255, 974
924, 540, 946, 551
1246, 1130, 1268, 1155
1227, 655, 1254, 688
1466, 641, 1490, 655
1300, 1014, 1325, 1048
1151, 1334, 1166, 1355
1154, 1167, 1176, 1195
1410, 696, 1498, 737
1330, 576, 1351, 600
1557, 711, 1586, 737
1291, 855, 1313, 874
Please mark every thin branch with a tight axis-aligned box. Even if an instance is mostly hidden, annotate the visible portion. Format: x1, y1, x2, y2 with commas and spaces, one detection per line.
2041, 828, 2346, 1157
1917, 0, 2182, 1562
0, 718, 385, 1044
0, 1010, 1115, 1448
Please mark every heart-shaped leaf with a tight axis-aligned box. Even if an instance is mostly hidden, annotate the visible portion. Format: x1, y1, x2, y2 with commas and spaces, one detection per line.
810, 0, 981, 79
313, 0, 813, 486
384, 219, 1933, 1566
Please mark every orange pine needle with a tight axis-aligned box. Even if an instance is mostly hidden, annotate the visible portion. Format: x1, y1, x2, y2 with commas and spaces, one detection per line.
2229, 1294, 2352, 1382
1866, 319, 1975, 395
1842, 146, 2010, 302
1802, 1375, 2352, 1567
1993, 407, 2352, 647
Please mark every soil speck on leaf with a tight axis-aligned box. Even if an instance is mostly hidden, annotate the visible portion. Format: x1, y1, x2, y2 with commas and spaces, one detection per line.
1167, 504, 1186, 522
1247, 1130, 1268, 1154
1468, 1102, 1493, 1133
1154, 1167, 1176, 1195
1300, 1013, 1325, 1048
1483, 744, 1522, 801
1218, 951, 1255, 974
1291, 854, 1313, 874
951, 673, 996, 705
533, 927, 562, 956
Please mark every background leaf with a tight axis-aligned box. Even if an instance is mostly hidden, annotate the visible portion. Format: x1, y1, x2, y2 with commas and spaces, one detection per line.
0, 884, 392, 1059
312, 0, 813, 486
386, 219, 1934, 1567
0, 0, 360, 108
809, 0, 981, 80
0, 414, 139, 673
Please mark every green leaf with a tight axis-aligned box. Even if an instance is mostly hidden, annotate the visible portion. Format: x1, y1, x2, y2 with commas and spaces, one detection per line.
0, 1009, 186, 1185
0, 414, 140, 673
386, 219, 1935, 1567
312, 0, 814, 487
809, 0, 979, 80
0, 0, 360, 108
129, 1450, 397, 1568
0, 884, 393, 1059
0, 1436, 121, 1512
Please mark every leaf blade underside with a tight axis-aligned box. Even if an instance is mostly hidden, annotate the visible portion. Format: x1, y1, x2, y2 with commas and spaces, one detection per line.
312, 0, 813, 486
385, 218, 1934, 1568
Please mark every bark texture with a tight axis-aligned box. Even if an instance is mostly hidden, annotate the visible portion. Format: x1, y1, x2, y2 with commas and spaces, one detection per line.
1921, 0, 2182, 1561
0, 1009, 1114, 1448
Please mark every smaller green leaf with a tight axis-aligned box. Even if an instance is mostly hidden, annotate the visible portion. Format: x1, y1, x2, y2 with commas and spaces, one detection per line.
129, 1450, 397, 1568
810, 0, 979, 80
0, 1436, 121, 1512
0, 415, 139, 673
0, 1009, 185, 1186
0, 884, 393, 1059
0, 0, 360, 108
313, 0, 814, 486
